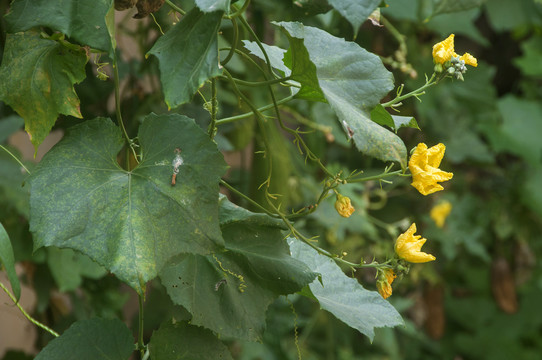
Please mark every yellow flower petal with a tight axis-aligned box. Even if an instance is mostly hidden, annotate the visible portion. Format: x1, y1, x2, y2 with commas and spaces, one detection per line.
432, 34, 455, 64
395, 223, 436, 263
430, 201, 452, 228
459, 52, 478, 67
335, 193, 355, 218
377, 269, 396, 299
409, 143, 453, 196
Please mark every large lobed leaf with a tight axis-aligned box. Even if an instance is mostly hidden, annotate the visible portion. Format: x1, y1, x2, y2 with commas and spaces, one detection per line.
160, 197, 317, 341
288, 238, 403, 341
5, 0, 114, 52
274, 22, 407, 167
148, 7, 223, 109
35, 318, 134, 360
0, 32, 88, 151
28, 114, 227, 294
149, 321, 233, 360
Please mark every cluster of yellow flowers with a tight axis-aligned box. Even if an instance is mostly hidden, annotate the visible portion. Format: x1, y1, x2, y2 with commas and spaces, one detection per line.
432, 34, 477, 67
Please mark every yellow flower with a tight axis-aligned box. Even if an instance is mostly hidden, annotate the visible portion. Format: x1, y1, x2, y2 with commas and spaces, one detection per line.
432, 34, 478, 67
334, 193, 355, 218
395, 223, 436, 263
377, 268, 396, 299
459, 52, 478, 67
409, 143, 453, 196
432, 34, 455, 64
430, 201, 452, 228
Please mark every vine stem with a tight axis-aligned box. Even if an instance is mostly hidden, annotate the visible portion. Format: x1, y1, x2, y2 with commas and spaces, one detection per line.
0, 280, 59, 337
138, 294, 145, 357
0, 145, 31, 175
381, 72, 446, 108
208, 78, 218, 139
220, 179, 277, 217
347, 169, 408, 183
215, 95, 294, 125
164, 0, 185, 15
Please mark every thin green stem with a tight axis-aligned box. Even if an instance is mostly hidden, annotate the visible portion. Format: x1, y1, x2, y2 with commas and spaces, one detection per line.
208, 78, 218, 139
138, 294, 145, 357
220, 179, 276, 217
226, 0, 251, 18
381, 73, 445, 108
112, 22, 139, 165
164, 0, 185, 15
221, 17, 238, 66
237, 15, 279, 79
219, 47, 268, 76
0, 280, 59, 337
347, 170, 407, 183
0, 145, 31, 175
215, 95, 294, 125
223, 75, 292, 87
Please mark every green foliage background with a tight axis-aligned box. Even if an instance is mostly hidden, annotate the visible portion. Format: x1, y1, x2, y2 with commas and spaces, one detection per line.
1, 0, 542, 359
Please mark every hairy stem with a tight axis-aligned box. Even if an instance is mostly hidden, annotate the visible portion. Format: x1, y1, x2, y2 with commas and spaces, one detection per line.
0, 280, 59, 337
0, 145, 31, 175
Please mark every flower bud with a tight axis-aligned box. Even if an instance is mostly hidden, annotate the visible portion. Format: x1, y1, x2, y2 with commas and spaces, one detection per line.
334, 193, 355, 218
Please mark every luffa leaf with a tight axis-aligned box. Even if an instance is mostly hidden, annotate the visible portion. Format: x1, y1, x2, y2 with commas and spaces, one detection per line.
5, 0, 114, 52
274, 22, 407, 167
147, 7, 223, 109
35, 318, 134, 360
160, 197, 317, 341
288, 238, 403, 341
149, 321, 233, 360
28, 114, 227, 294
328, 0, 381, 35
0, 32, 88, 150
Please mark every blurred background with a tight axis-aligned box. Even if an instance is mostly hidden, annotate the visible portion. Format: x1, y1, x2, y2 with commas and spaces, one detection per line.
1, 0, 542, 359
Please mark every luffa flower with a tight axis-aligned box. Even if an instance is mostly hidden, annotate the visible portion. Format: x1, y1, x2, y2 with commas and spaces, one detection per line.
432, 34, 478, 67
395, 223, 436, 263
430, 201, 452, 228
335, 193, 355, 218
409, 143, 453, 196
377, 268, 396, 299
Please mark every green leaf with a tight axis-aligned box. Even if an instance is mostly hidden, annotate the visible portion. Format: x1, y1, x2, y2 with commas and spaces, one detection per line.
160, 197, 317, 341
147, 7, 223, 109
431, 0, 485, 17
35, 318, 134, 360
514, 37, 542, 77
282, 33, 327, 102
47, 248, 107, 292
242, 40, 291, 76
370, 104, 395, 128
391, 115, 420, 130
0, 32, 88, 150
0, 222, 21, 301
0, 116, 24, 144
328, 0, 381, 34
288, 238, 403, 341
149, 321, 233, 360
196, 0, 230, 12
5, 0, 114, 52
490, 96, 542, 166
28, 114, 227, 294
275, 22, 406, 167
522, 165, 542, 218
